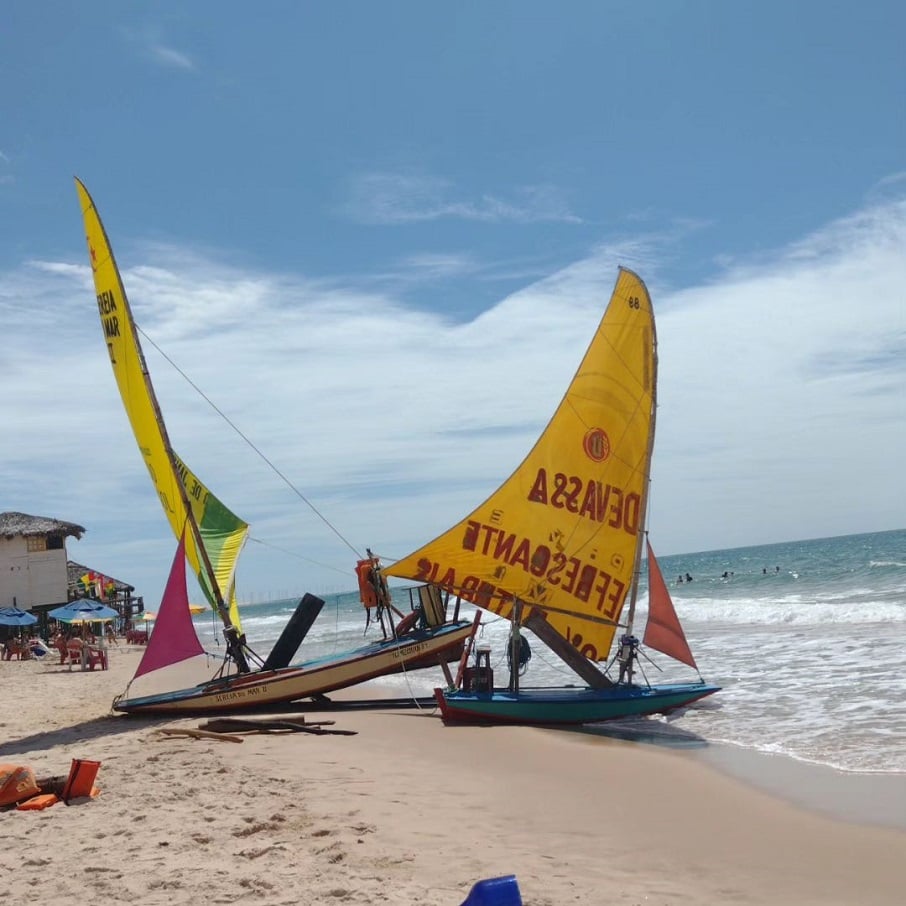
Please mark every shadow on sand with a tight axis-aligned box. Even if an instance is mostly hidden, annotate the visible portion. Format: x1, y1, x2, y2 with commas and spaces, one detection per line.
0, 711, 173, 760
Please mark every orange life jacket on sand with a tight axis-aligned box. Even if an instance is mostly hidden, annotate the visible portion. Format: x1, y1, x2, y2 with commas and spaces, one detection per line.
16, 793, 59, 811
0, 764, 39, 808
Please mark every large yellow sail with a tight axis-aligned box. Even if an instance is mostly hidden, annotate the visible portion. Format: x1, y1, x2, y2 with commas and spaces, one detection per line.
75, 178, 247, 629
385, 268, 656, 662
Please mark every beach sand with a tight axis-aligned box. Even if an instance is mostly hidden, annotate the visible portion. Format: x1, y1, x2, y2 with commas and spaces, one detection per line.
1, 646, 904, 905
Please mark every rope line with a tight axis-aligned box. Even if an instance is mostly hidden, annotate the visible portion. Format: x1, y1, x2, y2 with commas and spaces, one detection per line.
138, 326, 362, 560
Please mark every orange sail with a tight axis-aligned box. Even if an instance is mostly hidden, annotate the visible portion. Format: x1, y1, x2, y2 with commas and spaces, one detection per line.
642, 541, 697, 669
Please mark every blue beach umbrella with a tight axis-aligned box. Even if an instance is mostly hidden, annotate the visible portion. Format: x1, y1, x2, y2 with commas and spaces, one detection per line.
48, 599, 119, 624
0, 607, 38, 627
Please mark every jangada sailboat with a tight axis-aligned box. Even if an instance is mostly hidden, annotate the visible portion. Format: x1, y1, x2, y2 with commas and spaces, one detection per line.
384, 268, 720, 724
74, 178, 472, 715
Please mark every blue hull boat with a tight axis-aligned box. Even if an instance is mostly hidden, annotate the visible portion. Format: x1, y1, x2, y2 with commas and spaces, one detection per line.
434, 682, 720, 725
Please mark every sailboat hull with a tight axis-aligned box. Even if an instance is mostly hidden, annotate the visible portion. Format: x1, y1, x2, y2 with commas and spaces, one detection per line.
114, 622, 473, 715
434, 682, 720, 725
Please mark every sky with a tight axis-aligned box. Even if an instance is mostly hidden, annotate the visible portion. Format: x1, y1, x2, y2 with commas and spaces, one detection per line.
2, 1, 904, 607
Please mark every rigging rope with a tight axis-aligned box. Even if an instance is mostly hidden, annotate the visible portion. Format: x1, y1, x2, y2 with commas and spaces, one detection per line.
244, 537, 351, 577
138, 326, 362, 560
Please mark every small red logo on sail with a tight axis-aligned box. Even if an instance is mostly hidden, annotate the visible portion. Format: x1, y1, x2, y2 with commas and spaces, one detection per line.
583, 427, 611, 462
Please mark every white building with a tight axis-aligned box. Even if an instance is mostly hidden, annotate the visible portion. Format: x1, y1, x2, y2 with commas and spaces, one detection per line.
0, 511, 86, 610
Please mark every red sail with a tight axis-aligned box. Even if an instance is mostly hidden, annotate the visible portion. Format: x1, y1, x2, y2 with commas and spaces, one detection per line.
134, 531, 204, 678
642, 541, 698, 670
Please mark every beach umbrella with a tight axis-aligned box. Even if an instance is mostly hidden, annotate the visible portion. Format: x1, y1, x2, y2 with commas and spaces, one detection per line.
66, 615, 117, 625
0, 607, 38, 627
141, 612, 156, 621
48, 599, 119, 624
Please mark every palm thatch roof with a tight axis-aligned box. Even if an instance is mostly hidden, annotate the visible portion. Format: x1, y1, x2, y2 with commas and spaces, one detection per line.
0, 511, 86, 540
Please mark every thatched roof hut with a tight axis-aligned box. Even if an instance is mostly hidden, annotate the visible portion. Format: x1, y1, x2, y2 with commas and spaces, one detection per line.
0, 511, 86, 540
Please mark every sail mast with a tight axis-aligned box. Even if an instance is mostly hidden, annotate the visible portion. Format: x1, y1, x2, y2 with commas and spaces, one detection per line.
623, 269, 659, 637
78, 179, 250, 673
131, 340, 251, 673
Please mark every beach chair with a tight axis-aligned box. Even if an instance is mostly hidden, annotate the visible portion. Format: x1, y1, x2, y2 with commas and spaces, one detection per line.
84, 645, 107, 671
2, 639, 29, 660
53, 636, 69, 664
66, 640, 85, 670
459, 875, 522, 906
60, 758, 101, 805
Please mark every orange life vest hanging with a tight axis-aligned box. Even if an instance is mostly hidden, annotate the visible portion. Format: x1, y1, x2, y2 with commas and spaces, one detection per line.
356, 559, 381, 608
356, 553, 393, 634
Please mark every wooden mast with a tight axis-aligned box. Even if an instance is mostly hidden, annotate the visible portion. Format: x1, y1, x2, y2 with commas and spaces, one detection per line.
106, 234, 251, 674
519, 269, 658, 688
623, 269, 659, 638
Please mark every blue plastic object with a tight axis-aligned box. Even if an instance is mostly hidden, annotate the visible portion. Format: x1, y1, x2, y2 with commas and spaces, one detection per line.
459, 874, 523, 906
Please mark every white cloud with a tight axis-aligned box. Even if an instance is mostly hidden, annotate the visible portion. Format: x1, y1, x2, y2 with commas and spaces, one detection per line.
149, 44, 195, 71
2, 194, 903, 607
0, 149, 12, 185
342, 172, 582, 225
119, 26, 196, 72
867, 171, 906, 204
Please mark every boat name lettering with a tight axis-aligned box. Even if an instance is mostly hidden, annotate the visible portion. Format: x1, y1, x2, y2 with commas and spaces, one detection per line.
172, 457, 210, 505
527, 468, 640, 535
96, 289, 120, 363
392, 641, 427, 660
213, 683, 268, 703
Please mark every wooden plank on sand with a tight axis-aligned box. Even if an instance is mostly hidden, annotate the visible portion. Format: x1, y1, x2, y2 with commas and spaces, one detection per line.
156, 728, 244, 743
199, 717, 357, 736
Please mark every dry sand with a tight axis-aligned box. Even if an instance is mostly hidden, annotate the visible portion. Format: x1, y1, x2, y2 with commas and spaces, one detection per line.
1, 644, 904, 905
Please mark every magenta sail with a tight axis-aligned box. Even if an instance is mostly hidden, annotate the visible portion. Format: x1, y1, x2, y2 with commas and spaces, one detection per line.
134, 531, 204, 678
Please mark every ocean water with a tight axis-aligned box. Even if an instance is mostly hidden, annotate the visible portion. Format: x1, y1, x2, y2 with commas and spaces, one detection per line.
192, 528, 906, 775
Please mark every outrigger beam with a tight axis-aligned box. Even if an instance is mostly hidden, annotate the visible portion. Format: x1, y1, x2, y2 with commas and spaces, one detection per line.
523, 611, 613, 689
262, 594, 325, 670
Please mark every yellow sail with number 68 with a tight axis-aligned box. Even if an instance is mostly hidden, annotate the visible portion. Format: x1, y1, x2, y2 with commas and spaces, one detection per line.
385, 267, 656, 662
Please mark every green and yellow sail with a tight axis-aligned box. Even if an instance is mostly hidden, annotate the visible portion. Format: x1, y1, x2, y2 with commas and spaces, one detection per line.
75, 178, 247, 630
385, 268, 656, 662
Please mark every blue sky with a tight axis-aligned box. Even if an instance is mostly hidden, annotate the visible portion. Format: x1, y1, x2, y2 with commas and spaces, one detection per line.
2, 2, 904, 607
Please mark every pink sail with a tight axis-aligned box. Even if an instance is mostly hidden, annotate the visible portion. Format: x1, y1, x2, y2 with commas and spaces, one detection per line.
134, 532, 204, 678
642, 541, 698, 670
